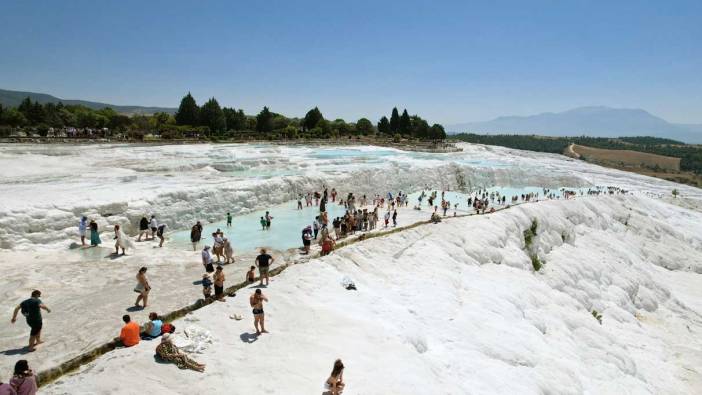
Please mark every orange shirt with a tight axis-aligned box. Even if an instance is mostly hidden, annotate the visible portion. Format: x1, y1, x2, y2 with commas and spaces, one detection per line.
120, 321, 141, 347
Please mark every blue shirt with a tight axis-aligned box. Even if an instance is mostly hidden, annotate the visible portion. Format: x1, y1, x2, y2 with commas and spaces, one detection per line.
148, 319, 163, 337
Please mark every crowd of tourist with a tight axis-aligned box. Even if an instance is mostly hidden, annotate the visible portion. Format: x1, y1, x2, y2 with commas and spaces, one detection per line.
5, 183, 634, 389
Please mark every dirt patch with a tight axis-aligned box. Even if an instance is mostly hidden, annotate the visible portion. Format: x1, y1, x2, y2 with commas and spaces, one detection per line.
571, 144, 681, 171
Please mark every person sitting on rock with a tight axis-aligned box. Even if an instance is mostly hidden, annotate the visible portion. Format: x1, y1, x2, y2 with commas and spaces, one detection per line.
155, 333, 205, 372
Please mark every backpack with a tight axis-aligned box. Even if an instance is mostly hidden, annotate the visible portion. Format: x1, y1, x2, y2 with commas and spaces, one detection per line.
161, 323, 176, 334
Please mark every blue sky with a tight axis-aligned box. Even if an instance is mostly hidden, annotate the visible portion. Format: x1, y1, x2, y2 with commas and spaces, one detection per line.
1, 0, 700, 124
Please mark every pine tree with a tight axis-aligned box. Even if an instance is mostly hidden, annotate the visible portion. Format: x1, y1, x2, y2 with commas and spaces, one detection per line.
303, 107, 323, 131
175, 93, 199, 126
199, 98, 226, 133
256, 106, 274, 133
399, 109, 411, 134
377, 116, 390, 134
390, 107, 400, 133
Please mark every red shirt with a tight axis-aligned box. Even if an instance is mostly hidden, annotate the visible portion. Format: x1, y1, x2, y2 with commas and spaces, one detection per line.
120, 321, 141, 347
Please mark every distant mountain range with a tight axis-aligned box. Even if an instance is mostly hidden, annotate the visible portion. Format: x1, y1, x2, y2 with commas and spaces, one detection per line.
0, 88, 176, 115
446, 106, 702, 144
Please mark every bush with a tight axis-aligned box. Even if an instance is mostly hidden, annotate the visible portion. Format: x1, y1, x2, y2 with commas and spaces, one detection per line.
530, 254, 542, 271
523, 219, 538, 248
591, 310, 603, 324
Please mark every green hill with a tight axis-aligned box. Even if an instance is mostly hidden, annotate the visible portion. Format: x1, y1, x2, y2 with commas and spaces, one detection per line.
0, 88, 176, 115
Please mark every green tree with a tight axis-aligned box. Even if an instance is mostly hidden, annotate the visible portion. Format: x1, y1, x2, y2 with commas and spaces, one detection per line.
109, 114, 132, 131
42, 103, 64, 127
390, 107, 400, 133
17, 97, 33, 120
430, 124, 446, 141
223, 107, 247, 131
411, 116, 429, 139
272, 115, 290, 130
303, 107, 323, 131
332, 119, 350, 135
175, 92, 199, 126
58, 108, 77, 126
399, 109, 411, 134
2, 108, 27, 126
377, 116, 390, 135
199, 98, 226, 133
356, 118, 374, 135
317, 119, 332, 138
283, 125, 299, 139
256, 106, 273, 133
246, 116, 257, 131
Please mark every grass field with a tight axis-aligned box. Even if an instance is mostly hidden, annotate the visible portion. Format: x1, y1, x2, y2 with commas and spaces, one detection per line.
570, 144, 681, 171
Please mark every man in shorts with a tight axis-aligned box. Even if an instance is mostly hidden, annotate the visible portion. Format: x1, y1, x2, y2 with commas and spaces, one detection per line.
10, 290, 51, 352
249, 289, 268, 335
255, 248, 274, 286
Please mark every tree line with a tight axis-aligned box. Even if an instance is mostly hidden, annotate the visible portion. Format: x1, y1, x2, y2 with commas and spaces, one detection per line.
452, 133, 702, 175
0, 93, 446, 142
173, 93, 446, 140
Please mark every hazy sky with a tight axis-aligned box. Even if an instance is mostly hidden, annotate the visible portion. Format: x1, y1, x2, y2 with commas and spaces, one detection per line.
1, 0, 700, 124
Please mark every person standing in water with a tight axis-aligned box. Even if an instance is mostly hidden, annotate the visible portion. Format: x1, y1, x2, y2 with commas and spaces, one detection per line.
202, 246, 214, 273
134, 267, 151, 309
392, 210, 398, 227
89, 219, 101, 247
190, 221, 202, 251
78, 216, 88, 246
265, 211, 273, 229
10, 290, 50, 352
156, 223, 167, 247
226, 212, 232, 228
149, 215, 158, 240
255, 248, 274, 286
113, 224, 134, 255
223, 237, 234, 264
137, 216, 149, 242
250, 289, 268, 335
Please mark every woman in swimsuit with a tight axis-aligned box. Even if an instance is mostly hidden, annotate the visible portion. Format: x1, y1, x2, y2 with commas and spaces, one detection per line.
326, 359, 345, 395
249, 289, 268, 335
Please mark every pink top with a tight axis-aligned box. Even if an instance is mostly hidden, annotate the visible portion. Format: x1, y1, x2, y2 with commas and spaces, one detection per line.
9, 376, 36, 395
0, 382, 18, 395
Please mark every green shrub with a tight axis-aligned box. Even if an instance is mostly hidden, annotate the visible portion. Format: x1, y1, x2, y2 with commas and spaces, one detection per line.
591, 310, 603, 324
524, 219, 538, 248
530, 254, 542, 271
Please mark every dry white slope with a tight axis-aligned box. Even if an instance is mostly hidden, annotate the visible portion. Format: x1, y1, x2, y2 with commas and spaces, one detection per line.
43, 195, 702, 394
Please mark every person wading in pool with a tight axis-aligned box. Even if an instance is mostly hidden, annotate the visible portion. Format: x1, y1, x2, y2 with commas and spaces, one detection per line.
250, 289, 268, 335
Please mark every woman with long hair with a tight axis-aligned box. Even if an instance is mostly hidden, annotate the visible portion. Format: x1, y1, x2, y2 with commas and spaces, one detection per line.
10, 360, 37, 395
89, 219, 101, 247
134, 267, 151, 308
114, 224, 135, 255
326, 359, 345, 395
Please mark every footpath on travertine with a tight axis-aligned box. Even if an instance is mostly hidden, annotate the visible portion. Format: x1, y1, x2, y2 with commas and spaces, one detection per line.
3, 198, 553, 386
